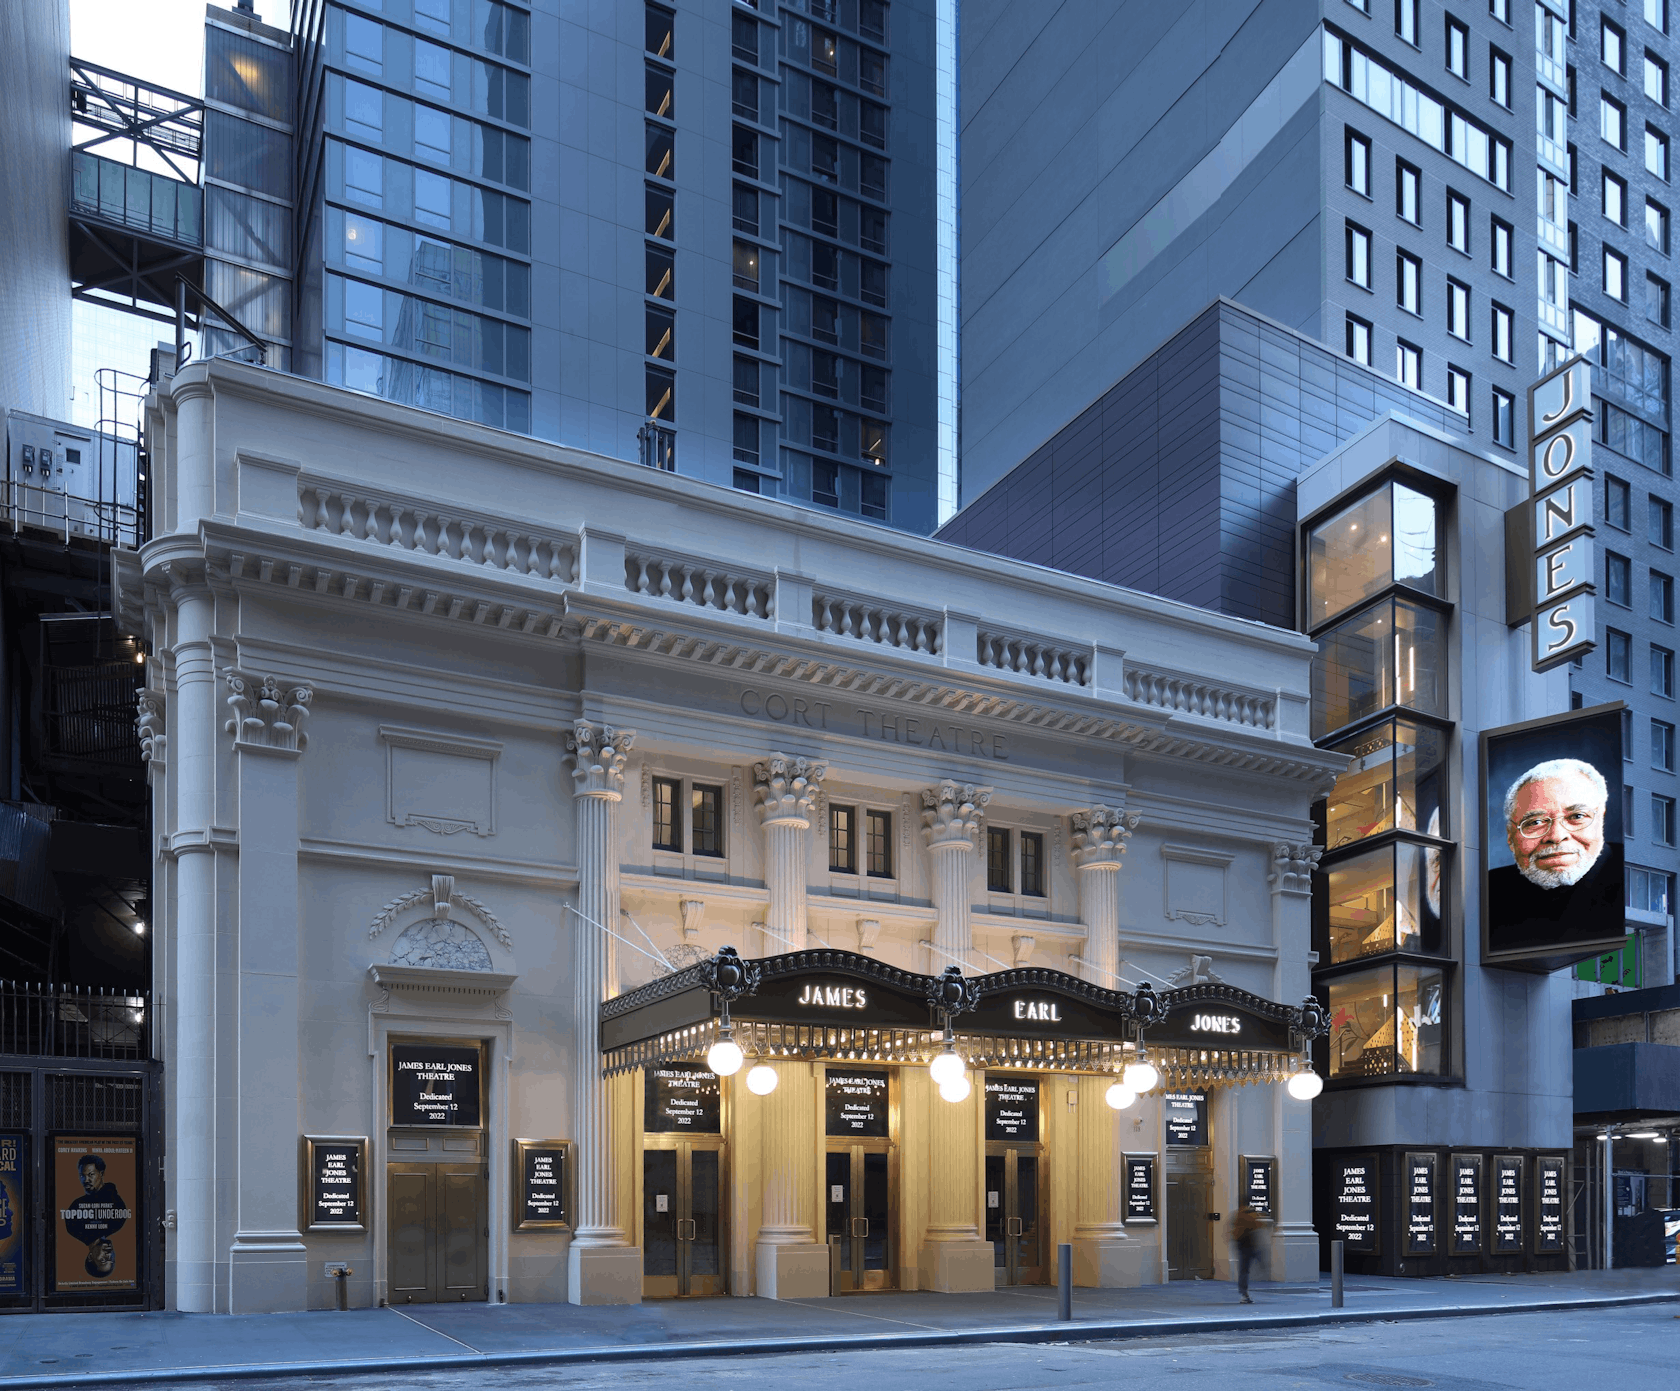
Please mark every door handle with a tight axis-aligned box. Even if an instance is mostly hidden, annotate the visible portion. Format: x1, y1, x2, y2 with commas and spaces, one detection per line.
852, 1216, 868, 1238
1006, 1216, 1023, 1237
676, 1218, 696, 1240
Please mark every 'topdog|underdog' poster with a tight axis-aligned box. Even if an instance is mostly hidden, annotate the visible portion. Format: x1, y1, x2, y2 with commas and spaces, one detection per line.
53, 1136, 138, 1292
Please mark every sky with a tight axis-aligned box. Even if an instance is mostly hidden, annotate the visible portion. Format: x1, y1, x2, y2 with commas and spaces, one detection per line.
65, 0, 284, 427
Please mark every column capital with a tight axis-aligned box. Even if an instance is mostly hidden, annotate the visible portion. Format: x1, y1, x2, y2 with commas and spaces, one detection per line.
1270, 841, 1322, 895
566, 721, 634, 799
1070, 806, 1140, 870
137, 692, 167, 768
921, 780, 991, 851
221, 670, 312, 752
754, 751, 826, 826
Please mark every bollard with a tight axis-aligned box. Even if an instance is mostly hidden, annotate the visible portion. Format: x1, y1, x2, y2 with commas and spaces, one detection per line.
1330, 1241, 1344, 1308
1057, 1242, 1072, 1322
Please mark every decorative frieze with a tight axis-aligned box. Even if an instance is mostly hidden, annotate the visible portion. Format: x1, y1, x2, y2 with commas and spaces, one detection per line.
222, 671, 312, 751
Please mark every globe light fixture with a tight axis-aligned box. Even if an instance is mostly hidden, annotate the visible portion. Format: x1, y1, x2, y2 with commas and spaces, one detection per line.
928, 1045, 966, 1087
706, 1032, 745, 1077
1104, 1081, 1137, 1111
1122, 1054, 1158, 1093
745, 1063, 779, 1095
937, 1073, 971, 1103
1286, 1067, 1324, 1101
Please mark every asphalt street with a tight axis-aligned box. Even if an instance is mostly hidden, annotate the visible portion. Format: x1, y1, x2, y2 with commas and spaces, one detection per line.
126, 1302, 1680, 1391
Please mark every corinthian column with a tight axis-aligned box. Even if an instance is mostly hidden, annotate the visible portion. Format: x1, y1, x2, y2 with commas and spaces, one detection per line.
921, 780, 990, 969
565, 720, 641, 1304
1071, 806, 1140, 988
753, 753, 826, 953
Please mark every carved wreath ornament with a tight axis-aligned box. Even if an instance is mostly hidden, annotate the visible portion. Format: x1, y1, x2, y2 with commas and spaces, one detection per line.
368, 873, 512, 949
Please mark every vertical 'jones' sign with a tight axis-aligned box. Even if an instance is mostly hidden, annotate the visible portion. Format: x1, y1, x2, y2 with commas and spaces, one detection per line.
1527, 356, 1596, 672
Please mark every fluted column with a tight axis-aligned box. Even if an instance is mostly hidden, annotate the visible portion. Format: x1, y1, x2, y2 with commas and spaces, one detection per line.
169, 575, 218, 1312
921, 781, 990, 969
1269, 841, 1323, 1282
753, 1060, 827, 1297
753, 753, 826, 953
1071, 806, 1140, 987
565, 721, 640, 1304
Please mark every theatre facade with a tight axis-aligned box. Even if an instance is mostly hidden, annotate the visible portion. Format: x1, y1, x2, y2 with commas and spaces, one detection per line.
117, 360, 1344, 1312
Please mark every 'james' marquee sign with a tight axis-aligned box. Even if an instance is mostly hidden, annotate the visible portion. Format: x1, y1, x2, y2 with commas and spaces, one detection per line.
1526, 357, 1596, 672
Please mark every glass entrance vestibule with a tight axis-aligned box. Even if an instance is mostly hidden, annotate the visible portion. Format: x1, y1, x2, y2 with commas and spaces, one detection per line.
604, 948, 1326, 1299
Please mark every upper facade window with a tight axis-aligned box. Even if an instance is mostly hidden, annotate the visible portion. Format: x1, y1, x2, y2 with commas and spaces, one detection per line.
1306, 481, 1440, 628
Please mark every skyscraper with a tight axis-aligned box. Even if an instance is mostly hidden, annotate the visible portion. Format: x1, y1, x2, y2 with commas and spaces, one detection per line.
273, 0, 952, 533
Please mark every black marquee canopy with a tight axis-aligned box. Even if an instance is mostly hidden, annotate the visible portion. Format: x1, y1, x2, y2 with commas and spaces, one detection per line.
600, 948, 1326, 1088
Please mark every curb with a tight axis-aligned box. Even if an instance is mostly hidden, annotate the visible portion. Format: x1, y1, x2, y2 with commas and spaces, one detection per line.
3, 1289, 1675, 1389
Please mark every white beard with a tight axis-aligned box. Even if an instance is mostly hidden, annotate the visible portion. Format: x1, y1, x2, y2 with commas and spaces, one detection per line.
1518, 843, 1602, 889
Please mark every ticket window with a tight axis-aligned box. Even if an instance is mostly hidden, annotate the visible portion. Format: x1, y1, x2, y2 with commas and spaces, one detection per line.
642, 1063, 726, 1298
386, 1040, 488, 1304
1164, 1090, 1214, 1280
823, 1067, 895, 1293
983, 1075, 1045, 1286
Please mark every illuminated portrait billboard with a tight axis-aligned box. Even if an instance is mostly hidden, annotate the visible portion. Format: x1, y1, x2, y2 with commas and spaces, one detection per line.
1482, 703, 1627, 971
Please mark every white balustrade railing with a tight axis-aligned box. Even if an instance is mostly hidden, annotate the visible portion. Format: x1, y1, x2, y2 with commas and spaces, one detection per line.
812, 592, 941, 653
1124, 666, 1275, 730
976, 630, 1090, 686
298, 485, 577, 583
626, 552, 774, 619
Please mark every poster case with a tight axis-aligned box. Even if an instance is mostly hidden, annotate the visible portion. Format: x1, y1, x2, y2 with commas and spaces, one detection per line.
49, 1134, 140, 1295
301, 1136, 368, 1233
513, 1138, 572, 1231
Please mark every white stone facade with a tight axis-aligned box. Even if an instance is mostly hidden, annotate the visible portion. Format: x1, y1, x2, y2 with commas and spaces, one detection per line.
119, 361, 1342, 1313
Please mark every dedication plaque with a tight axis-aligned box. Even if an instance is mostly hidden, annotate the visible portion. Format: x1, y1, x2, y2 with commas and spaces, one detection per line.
1535, 1155, 1565, 1254
1493, 1154, 1524, 1253
1332, 1154, 1379, 1252
513, 1139, 570, 1230
303, 1136, 367, 1232
824, 1067, 889, 1137
1403, 1151, 1437, 1257
984, 1077, 1039, 1142
1451, 1153, 1483, 1255
1240, 1155, 1274, 1215
391, 1043, 482, 1127
1124, 1154, 1157, 1222
1163, 1092, 1207, 1147
644, 1063, 721, 1133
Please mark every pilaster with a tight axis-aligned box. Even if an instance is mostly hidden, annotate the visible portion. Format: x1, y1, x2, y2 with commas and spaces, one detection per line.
1271, 840, 1322, 1279
753, 1061, 828, 1298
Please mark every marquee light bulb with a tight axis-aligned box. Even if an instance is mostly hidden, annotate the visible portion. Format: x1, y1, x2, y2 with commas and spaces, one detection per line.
928, 1047, 966, 1087
1287, 1069, 1324, 1101
937, 1073, 971, 1104
1104, 1082, 1137, 1111
706, 1036, 744, 1077
1123, 1058, 1158, 1093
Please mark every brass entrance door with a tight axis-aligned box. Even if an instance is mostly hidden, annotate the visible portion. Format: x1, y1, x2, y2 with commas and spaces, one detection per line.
985, 1146, 1045, 1285
386, 1163, 487, 1303
1166, 1172, 1214, 1279
825, 1144, 894, 1291
642, 1140, 725, 1298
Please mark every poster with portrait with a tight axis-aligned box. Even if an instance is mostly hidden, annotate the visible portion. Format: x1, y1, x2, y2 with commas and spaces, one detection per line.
0, 1133, 25, 1296
52, 1136, 138, 1293
1482, 704, 1629, 971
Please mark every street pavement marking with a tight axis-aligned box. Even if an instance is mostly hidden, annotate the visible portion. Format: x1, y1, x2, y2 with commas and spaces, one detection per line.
383, 1304, 483, 1354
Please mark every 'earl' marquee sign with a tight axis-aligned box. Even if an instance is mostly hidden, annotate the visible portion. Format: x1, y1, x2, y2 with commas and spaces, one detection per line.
1525, 357, 1596, 672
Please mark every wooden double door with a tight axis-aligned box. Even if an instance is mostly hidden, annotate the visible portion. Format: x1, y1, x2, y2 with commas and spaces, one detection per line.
386, 1162, 487, 1303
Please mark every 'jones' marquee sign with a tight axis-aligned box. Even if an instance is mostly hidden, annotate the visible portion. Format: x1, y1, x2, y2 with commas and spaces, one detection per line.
1526, 357, 1596, 673
1141, 987, 1294, 1052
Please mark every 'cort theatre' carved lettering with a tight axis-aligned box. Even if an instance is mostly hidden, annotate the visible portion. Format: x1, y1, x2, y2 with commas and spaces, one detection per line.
797, 983, 868, 1009
1189, 1012, 1241, 1035
739, 688, 1008, 760
1012, 999, 1062, 1022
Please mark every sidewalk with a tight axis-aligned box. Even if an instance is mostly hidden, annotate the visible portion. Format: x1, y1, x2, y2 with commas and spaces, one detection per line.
0, 1268, 1674, 1389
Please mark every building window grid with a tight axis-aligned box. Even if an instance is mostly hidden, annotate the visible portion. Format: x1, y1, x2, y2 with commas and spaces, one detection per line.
865, 809, 893, 878
829, 803, 857, 873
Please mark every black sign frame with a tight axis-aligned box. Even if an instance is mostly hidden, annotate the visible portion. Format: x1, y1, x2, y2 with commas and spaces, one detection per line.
1534, 1154, 1565, 1254
1163, 1091, 1207, 1148
1124, 1153, 1157, 1223
1492, 1153, 1524, 1254
1331, 1153, 1380, 1254
1451, 1152, 1483, 1255
301, 1135, 367, 1233
824, 1066, 891, 1138
390, 1040, 484, 1128
513, 1138, 572, 1232
1240, 1154, 1275, 1215
983, 1077, 1040, 1143
1402, 1150, 1438, 1257
644, 1062, 722, 1134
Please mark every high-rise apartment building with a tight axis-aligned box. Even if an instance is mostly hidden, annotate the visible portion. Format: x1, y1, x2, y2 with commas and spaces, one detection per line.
269, 0, 950, 533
